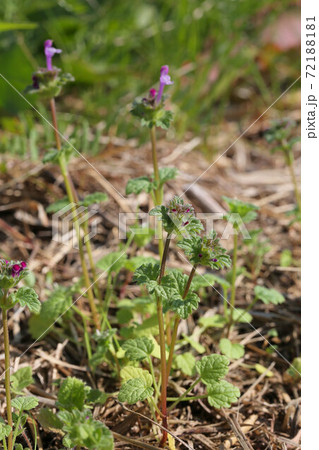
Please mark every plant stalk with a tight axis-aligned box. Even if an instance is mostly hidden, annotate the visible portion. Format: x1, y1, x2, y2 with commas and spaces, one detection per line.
228, 231, 238, 329
166, 264, 198, 380
2, 306, 13, 450
49, 98, 100, 329
156, 234, 172, 446
150, 126, 164, 258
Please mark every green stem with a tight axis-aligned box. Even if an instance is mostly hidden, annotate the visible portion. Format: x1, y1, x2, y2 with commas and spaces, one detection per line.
148, 396, 163, 418
166, 264, 198, 380
223, 286, 229, 321
168, 377, 201, 410
3, 439, 7, 450
229, 231, 238, 328
72, 305, 92, 360
60, 156, 100, 329
148, 356, 160, 397
2, 305, 13, 450
50, 97, 100, 330
167, 394, 208, 402
11, 414, 22, 448
150, 126, 163, 258
156, 234, 172, 447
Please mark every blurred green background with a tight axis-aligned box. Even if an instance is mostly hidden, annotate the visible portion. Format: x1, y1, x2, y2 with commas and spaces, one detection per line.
0, 0, 300, 156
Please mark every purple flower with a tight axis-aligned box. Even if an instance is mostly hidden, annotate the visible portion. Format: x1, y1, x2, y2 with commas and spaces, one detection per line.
44, 40, 62, 71
198, 254, 203, 258
211, 258, 218, 262
149, 88, 157, 99
156, 65, 173, 104
12, 264, 21, 277
20, 262, 27, 269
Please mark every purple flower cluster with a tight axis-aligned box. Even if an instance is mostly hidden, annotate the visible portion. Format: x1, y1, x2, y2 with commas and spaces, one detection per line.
12, 261, 27, 277
168, 199, 194, 228
0, 259, 27, 278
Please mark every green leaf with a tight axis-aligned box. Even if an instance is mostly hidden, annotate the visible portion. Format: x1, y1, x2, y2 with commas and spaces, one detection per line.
80, 192, 108, 206
228, 309, 253, 324
207, 380, 240, 408
46, 197, 70, 213
219, 338, 245, 360
175, 353, 196, 376
0, 422, 12, 440
15, 287, 41, 313
254, 286, 285, 305
58, 410, 114, 450
126, 176, 153, 195
158, 167, 178, 186
96, 251, 127, 274
12, 396, 39, 412
199, 315, 227, 329
133, 263, 170, 298
116, 308, 133, 325
85, 388, 108, 405
163, 270, 188, 296
122, 337, 154, 361
118, 378, 154, 404
196, 355, 229, 384
57, 377, 86, 411
133, 263, 160, 286
37, 408, 64, 433
120, 367, 152, 387
167, 292, 199, 319
11, 367, 34, 393
223, 196, 259, 225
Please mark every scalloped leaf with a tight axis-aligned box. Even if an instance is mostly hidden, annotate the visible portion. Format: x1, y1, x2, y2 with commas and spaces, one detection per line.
207, 380, 240, 408
167, 292, 199, 319
122, 337, 154, 361
80, 192, 108, 206
219, 338, 245, 360
12, 396, 39, 411
0, 422, 12, 440
254, 286, 285, 305
15, 287, 41, 313
126, 176, 153, 195
11, 366, 34, 394
46, 197, 70, 213
57, 377, 86, 411
196, 354, 229, 384
118, 378, 154, 404
120, 367, 152, 387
